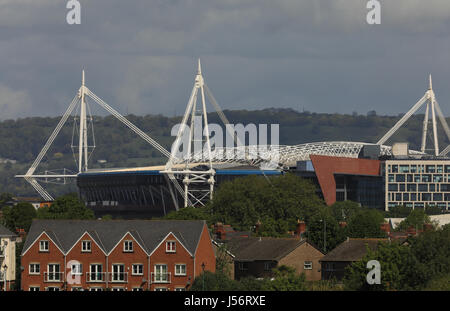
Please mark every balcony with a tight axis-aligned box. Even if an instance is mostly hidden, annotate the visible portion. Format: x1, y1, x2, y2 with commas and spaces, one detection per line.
86, 272, 106, 283
44, 272, 64, 283
108, 272, 128, 283
151, 272, 171, 284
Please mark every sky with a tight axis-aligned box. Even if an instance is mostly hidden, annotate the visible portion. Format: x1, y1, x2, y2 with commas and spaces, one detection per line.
0, 0, 450, 120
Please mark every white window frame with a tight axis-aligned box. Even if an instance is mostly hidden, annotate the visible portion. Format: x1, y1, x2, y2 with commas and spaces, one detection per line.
304, 261, 313, 270
29, 286, 40, 291
111, 264, 126, 282
174, 287, 185, 291
123, 240, 133, 252
81, 240, 91, 252
29, 263, 40, 275
89, 287, 103, 291
39, 240, 49, 252
132, 264, 143, 276
174, 264, 186, 276
47, 264, 61, 282
154, 287, 168, 291
166, 241, 176, 253
154, 264, 168, 283
89, 264, 103, 282
111, 287, 125, 291
71, 263, 83, 276
132, 287, 143, 291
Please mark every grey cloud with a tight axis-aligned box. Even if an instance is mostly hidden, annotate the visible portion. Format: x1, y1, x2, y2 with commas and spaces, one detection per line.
0, 0, 449, 120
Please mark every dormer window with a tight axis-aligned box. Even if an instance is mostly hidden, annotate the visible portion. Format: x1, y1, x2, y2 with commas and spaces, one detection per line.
166, 241, 176, 253
124, 240, 133, 252
39, 240, 49, 252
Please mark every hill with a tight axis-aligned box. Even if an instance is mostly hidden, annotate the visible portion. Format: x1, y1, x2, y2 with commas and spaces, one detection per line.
0, 108, 446, 197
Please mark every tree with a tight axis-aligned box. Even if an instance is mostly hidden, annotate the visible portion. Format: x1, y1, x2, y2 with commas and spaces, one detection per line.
261, 266, 307, 291
190, 271, 241, 291
396, 208, 431, 232
208, 173, 325, 236
344, 241, 410, 291
328, 201, 362, 222
2, 202, 37, 232
346, 209, 386, 238
37, 193, 94, 220
307, 210, 346, 253
163, 207, 212, 224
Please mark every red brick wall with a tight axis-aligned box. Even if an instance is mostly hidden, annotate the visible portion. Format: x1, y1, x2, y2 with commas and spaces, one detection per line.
310, 155, 381, 205
21, 232, 65, 291
65, 232, 107, 291
21, 223, 215, 291
107, 232, 149, 291
194, 223, 216, 278
149, 232, 194, 291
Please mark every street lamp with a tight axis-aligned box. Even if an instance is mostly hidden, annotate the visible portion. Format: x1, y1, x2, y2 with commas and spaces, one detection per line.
319, 219, 326, 253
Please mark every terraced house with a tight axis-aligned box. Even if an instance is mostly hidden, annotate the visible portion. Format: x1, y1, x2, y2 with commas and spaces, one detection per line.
21, 219, 215, 291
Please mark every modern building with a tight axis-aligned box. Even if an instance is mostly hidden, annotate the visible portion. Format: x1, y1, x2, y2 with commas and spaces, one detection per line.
226, 237, 324, 281
319, 238, 388, 281
21, 219, 215, 291
0, 224, 17, 291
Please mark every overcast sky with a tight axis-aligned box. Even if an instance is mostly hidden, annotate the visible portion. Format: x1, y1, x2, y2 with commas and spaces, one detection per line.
0, 0, 450, 120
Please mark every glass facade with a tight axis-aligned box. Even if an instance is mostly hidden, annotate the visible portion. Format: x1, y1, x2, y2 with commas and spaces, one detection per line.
385, 160, 450, 211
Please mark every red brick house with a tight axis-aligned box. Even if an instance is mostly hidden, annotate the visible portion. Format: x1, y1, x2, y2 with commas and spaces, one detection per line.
21, 220, 215, 291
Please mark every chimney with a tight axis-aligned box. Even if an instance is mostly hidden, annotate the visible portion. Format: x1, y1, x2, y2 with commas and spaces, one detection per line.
16, 228, 26, 241
295, 220, 306, 237
214, 222, 225, 239
339, 221, 347, 228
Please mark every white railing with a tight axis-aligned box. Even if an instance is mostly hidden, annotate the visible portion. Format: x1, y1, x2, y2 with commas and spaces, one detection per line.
44, 272, 64, 283
108, 272, 128, 283
151, 272, 171, 284
86, 272, 106, 283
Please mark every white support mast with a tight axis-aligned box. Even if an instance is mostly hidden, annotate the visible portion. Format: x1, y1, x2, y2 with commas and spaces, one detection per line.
164, 59, 236, 208
377, 75, 449, 157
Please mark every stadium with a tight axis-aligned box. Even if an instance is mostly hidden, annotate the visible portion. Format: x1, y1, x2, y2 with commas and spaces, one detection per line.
19, 64, 450, 218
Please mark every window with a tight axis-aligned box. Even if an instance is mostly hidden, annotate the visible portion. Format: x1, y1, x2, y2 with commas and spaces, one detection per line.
325, 263, 335, 271
29, 287, 40, 291
123, 241, 133, 252
304, 261, 313, 270
71, 263, 83, 276
175, 264, 186, 276
46, 287, 60, 291
175, 287, 186, 291
29, 263, 40, 275
132, 288, 143, 291
82, 241, 91, 252
132, 264, 143, 276
89, 287, 103, 291
166, 241, 176, 253
39, 240, 49, 252
264, 262, 271, 271
89, 264, 103, 282
71, 287, 83, 291
154, 264, 169, 283
112, 287, 125, 291
47, 264, 61, 282
238, 262, 248, 271
111, 264, 126, 282
154, 287, 168, 291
